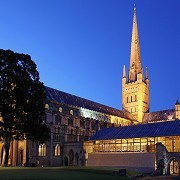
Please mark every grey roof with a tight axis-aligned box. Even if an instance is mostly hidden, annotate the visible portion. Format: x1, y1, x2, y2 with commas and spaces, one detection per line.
90, 120, 180, 140
143, 109, 175, 123
45, 86, 135, 121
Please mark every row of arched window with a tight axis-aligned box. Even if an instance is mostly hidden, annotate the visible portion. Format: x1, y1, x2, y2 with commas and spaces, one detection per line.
45, 104, 74, 115
126, 95, 137, 103
38, 144, 61, 156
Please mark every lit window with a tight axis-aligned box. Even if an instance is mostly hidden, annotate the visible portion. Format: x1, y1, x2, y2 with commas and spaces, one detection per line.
59, 107, 62, 113
70, 110, 73, 115
55, 144, 61, 156
45, 104, 49, 110
38, 144, 46, 156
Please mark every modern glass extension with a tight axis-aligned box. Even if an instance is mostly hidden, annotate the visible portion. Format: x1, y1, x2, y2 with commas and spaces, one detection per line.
92, 136, 180, 153
90, 120, 180, 153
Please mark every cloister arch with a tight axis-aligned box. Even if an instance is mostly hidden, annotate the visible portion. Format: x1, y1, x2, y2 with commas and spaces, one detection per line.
167, 157, 180, 175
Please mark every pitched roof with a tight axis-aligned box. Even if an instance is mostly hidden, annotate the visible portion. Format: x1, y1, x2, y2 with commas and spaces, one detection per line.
143, 109, 175, 123
90, 120, 180, 140
45, 86, 135, 121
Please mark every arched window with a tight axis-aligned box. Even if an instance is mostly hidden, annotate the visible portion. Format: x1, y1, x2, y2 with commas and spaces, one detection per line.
45, 104, 49, 110
70, 110, 73, 115
59, 107, 62, 113
38, 144, 46, 156
55, 144, 61, 156
170, 159, 179, 174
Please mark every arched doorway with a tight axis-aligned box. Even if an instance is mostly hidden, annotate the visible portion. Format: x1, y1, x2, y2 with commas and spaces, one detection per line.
169, 158, 179, 174
69, 149, 74, 166
75, 153, 79, 166
64, 156, 68, 166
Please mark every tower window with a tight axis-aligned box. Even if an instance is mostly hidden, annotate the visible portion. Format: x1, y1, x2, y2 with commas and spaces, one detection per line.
131, 96, 133, 102
127, 97, 128, 103
135, 95, 137, 101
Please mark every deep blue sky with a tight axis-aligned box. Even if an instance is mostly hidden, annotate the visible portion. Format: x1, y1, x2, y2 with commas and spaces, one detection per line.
0, 0, 180, 112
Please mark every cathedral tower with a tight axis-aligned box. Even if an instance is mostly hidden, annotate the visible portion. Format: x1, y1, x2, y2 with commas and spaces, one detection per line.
122, 7, 149, 122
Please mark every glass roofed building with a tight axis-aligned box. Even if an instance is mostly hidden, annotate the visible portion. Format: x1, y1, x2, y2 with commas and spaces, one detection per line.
87, 120, 180, 154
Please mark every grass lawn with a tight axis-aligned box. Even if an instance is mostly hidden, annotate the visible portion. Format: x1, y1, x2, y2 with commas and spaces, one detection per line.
0, 167, 142, 180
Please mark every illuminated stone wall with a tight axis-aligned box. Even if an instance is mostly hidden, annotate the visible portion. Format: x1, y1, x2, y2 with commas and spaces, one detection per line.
122, 75, 149, 122
87, 152, 155, 173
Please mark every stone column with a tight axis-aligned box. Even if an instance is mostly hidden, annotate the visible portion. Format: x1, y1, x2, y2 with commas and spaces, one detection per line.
12, 140, 18, 166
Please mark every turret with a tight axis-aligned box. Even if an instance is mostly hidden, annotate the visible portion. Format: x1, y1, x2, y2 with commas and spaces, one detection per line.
175, 100, 180, 120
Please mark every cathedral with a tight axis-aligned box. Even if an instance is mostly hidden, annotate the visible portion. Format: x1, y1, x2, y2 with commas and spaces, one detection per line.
0, 7, 180, 175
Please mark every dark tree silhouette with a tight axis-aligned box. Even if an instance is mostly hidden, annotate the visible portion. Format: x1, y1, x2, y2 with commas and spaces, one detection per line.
0, 49, 50, 166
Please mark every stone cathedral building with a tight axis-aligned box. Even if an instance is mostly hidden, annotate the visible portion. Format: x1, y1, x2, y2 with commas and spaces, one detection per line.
0, 7, 180, 175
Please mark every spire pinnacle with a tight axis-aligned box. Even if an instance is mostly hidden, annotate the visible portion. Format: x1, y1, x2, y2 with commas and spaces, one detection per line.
175, 100, 180, 105
145, 67, 148, 79
123, 65, 126, 78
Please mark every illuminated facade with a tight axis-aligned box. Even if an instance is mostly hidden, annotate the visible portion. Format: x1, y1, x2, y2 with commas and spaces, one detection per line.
0, 6, 180, 175
0, 87, 136, 167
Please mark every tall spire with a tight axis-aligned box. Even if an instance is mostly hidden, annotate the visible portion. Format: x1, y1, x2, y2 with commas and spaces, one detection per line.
129, 6, 142, 82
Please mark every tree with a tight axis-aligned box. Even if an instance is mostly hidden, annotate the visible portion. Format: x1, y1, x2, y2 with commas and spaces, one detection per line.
0, 49, 50, 166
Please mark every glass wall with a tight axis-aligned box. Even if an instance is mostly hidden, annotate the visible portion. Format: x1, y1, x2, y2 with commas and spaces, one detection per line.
92, 136, 180, 153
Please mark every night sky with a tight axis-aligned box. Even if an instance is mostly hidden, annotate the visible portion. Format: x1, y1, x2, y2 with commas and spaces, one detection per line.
0, 0, 180, 112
